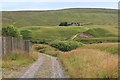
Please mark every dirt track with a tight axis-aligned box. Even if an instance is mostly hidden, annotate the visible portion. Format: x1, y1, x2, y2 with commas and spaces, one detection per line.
19, 53, 66, 78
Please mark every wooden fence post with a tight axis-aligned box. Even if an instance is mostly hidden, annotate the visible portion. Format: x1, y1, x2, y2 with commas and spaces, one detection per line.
2, 36, 32, 55
0, 37, 2, 57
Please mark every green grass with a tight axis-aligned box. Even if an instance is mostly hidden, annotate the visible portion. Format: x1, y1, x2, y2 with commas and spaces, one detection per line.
74, 26, 118, 44
83, 28, 117, 37
75, 37, 118, 44
83, 25, 118, 36
20, 25, 118, 44
2, 8, 118, 27
2, 8, 118, 44
20, 26, 87, 40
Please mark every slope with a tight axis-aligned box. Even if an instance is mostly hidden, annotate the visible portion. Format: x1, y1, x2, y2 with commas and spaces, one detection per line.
2, 8, 118, 27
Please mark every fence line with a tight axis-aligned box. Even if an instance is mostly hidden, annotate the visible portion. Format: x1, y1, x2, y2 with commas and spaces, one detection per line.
1, 36, 32, 55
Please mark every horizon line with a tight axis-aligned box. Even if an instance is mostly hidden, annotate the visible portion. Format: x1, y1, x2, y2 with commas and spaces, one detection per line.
1, 7, 118, 11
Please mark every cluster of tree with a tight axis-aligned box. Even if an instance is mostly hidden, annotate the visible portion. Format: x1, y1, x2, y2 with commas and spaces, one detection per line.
59, 22, 81, 26
2, 25, 32, 40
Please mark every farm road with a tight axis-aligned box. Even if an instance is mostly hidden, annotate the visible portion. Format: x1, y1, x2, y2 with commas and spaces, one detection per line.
71, 33, 79, 40
19, 53, 66, 78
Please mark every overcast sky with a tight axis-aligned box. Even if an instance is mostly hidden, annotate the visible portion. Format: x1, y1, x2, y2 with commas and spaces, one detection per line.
0, 0, 119, 2
0, 1, 119, 11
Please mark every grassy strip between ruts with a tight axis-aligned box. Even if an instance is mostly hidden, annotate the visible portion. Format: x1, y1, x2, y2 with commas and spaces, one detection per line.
2, 51, 38, 78
33, 43, 118, 78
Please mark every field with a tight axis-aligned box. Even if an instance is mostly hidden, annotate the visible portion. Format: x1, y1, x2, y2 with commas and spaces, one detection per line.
34, 43, 119, 78
59, 48, 118, 78
2, 8, 119, 78
59, 43, 119, 78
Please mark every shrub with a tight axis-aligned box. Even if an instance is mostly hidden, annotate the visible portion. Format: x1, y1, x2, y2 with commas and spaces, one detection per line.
2, 25, 22, 38
49, 40, 82, 51
31, 39, 51, 44
20, 30, 32, 40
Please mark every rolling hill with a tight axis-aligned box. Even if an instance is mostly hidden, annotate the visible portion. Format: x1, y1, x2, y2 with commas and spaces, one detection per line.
2, 8, 118, 27
2, 8, 118, 43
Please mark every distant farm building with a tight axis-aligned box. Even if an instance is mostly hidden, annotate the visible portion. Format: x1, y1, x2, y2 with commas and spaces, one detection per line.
59, 22, 81, 26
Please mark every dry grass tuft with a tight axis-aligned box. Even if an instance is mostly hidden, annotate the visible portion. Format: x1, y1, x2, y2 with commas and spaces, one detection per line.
59, 48, 118, 78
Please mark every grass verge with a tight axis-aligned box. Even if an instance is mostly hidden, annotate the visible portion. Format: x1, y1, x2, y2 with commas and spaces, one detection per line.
2, 51, 38, 78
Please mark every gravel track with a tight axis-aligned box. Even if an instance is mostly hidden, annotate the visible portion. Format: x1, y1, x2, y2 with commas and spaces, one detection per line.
51, 57, 65, 78
71, 33, 79, 40
19, 53, 66, 78
20, 54, 45, 78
